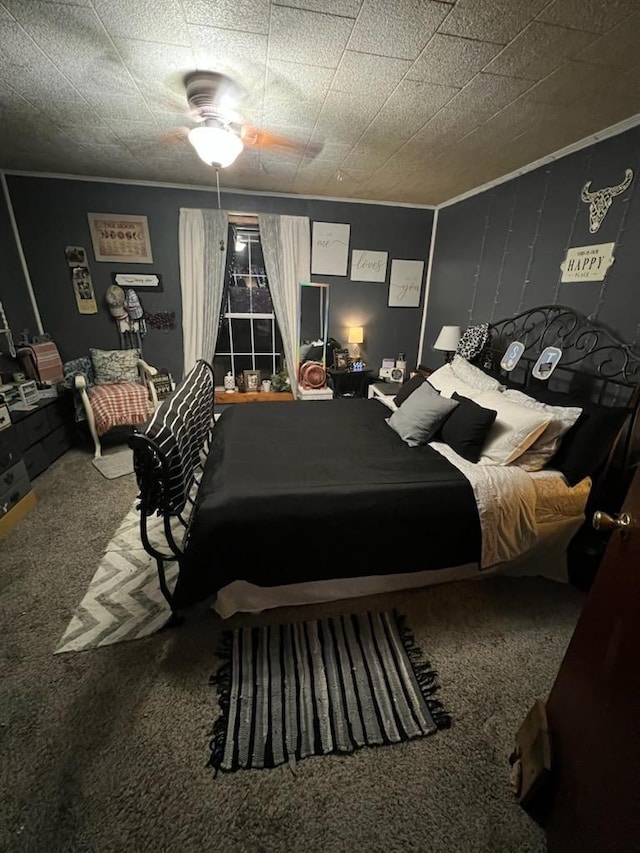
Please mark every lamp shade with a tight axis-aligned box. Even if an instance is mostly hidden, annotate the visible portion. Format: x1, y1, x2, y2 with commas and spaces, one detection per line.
433, 325, 461, 352
348, 326, 364, 344
188, 125, 244, 168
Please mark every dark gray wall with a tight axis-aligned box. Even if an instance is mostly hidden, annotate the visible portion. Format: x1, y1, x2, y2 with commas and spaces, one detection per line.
424, 124, 640, 363
0, 187, 36, 371
4, 175, 433, 381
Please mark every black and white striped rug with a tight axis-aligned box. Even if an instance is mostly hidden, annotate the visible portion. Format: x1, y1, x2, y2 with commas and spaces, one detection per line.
209, 611, 451, 773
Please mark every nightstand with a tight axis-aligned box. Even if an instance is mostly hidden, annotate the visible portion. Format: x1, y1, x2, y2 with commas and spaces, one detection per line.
328, 368, 374, 398
368, 381, 402, 410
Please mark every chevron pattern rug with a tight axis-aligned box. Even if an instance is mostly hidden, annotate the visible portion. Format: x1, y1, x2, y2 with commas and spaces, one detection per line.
55, 503, 179, 654
56, 416, 220, 654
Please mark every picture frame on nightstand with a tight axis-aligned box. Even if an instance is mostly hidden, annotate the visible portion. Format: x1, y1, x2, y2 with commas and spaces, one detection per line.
333, 349, 350, 371
243, 369, 261, 392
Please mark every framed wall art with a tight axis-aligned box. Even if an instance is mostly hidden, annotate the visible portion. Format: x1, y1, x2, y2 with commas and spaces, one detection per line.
311, 222, 350, 276
351, 250, 388, 282
88, 213, 153, 263
388, 259, 424, 307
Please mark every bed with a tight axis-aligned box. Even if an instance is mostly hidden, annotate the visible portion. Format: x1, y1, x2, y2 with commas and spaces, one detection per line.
130, 305, 640, 621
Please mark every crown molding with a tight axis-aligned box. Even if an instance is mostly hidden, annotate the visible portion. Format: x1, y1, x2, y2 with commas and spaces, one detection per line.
0, 169, 436, 211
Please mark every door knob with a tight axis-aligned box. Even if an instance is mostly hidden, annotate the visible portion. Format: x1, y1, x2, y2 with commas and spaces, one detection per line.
592, 510, 633, 532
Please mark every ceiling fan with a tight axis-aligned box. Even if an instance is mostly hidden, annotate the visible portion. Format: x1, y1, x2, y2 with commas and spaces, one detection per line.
170, 71, 323, 170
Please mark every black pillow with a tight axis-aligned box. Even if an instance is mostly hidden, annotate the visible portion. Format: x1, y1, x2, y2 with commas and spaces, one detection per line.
439, 392, 497, 463
394, 373, 426, 407
505, 383, 630, 486
545, 401, 629, 486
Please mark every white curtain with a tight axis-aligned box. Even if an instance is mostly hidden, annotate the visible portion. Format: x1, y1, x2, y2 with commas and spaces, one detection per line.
258, 214, 310, 397
179, 208, 229, 377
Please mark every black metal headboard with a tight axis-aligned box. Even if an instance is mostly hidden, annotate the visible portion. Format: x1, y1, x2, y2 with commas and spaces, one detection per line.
483, 304, 640, 511
485, 305, 640, 408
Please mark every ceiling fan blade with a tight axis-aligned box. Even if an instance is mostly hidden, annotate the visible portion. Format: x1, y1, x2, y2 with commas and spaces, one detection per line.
160, 127, 190, 146
241, 125, 323, 159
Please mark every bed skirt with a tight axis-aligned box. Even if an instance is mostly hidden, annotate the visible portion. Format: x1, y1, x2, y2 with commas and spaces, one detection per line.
212, 515, 584, 619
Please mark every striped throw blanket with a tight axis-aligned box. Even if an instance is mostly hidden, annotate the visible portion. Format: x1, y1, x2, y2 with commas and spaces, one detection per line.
133, 360, 215, 516
18, 342, 64, 384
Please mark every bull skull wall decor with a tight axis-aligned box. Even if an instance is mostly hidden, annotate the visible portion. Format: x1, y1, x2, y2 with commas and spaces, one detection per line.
581, 168, 633, 234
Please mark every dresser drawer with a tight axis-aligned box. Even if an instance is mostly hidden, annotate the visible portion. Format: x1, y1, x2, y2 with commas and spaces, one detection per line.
42, 424, 74, 463
0, 427, 22, 475
23, 442, 49, 480
16, 409, 50, 451
46, 401, 67, 432
0, 459, 31, 516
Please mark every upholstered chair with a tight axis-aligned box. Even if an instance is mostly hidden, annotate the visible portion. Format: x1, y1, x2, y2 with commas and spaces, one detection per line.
63, 348, 158, 458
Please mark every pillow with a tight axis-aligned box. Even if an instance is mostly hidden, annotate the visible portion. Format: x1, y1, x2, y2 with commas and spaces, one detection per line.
502, 389, 583, 472
507, 385, 631, 485
546, 401, 629, 486
386, 381, 459, 447
427, 363, 480, 400
393, 372, 426, 407
90, 348, 141, 385
439, 392, 497, 462
450, 354, 506, 393
471, 389, 553, 466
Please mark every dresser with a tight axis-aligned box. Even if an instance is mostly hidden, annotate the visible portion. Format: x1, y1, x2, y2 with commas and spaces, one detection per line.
10, 395, 75, 481
0, 404, 36, 539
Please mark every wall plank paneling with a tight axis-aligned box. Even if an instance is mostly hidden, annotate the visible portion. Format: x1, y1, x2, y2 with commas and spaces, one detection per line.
423, 125, 640, 363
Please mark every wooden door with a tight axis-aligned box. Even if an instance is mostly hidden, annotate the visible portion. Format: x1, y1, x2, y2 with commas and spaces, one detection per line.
545, 466, 640, 853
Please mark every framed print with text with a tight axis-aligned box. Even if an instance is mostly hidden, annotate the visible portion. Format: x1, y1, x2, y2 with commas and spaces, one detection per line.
88, 213, 153, 263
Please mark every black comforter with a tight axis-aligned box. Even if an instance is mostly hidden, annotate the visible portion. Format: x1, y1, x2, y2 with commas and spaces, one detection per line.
174, 399, 481, 608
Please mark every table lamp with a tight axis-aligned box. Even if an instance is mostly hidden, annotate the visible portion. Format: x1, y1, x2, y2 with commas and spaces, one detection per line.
348, 326, 364, 359
433, 325, 461, 363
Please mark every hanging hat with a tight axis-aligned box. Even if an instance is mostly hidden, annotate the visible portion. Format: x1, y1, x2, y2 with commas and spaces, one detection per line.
105, 284, 127, 320
125, 288, 144, 321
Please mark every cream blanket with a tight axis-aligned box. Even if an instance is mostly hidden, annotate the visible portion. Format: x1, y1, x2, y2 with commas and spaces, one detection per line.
430, 441, 539, 568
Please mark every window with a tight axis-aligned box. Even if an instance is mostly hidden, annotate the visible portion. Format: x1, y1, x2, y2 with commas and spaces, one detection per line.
214, 221, 285, 388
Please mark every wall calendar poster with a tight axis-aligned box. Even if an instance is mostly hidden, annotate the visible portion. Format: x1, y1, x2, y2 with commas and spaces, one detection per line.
87, 213, 153, 263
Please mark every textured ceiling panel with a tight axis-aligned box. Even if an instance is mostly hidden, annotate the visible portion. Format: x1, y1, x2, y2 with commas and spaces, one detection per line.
1, 0, 640, 204
269, 6, 353, 67
181, 0, 271, 33
332, 51, 412, 97
538, 0, 639, 34
407, 34, 502, 87
576, 12, 640, 69
277, 0, 362, 14
91, 0, 190, 44
440, 0, 549, 43
348, 0, 451, 60
485, 22, 599, 81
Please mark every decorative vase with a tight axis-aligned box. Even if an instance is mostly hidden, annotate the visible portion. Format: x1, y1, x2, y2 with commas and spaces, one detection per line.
224, 371, 235, 392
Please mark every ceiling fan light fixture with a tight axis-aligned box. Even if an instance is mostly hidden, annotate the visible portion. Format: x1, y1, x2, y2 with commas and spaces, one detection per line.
188, 125, 243, 168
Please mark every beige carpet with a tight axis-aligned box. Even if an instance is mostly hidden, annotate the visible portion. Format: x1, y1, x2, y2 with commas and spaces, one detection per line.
0, 446, 584, 853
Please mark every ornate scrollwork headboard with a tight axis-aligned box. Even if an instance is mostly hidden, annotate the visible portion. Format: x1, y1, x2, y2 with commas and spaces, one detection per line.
484, 304, 640, 509
485, 305, 640, 406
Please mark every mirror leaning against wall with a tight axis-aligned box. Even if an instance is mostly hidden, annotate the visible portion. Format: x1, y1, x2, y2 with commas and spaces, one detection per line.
298, 281, 330, 392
